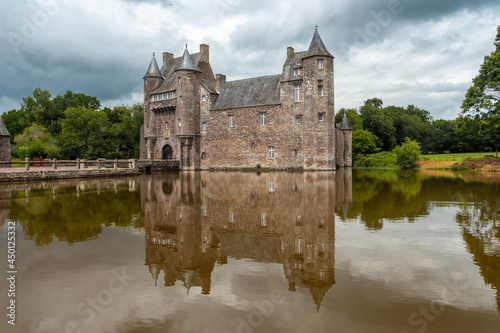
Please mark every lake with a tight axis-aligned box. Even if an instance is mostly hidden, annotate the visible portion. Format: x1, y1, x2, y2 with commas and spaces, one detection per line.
0, 169, 499, 333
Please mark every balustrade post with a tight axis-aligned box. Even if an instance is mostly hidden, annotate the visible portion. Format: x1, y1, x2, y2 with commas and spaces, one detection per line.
25, 158, 30, 171
52, 158, 57, 170
76, 158, 80, 170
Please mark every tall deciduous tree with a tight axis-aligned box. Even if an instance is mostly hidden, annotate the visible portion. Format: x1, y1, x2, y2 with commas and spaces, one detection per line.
461, 25, 500, 156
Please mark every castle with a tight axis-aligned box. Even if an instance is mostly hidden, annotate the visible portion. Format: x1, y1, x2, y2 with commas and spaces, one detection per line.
140, 28, 352, 170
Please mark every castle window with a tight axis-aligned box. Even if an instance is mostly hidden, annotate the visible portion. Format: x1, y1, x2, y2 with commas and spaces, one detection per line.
201, 122, 207, 131
229, 212, 235, 224
261, 214, 267, 227
268, 146, 275, 159
317, 80, 324, 96
228, 114, 235, 127
202, 94, 207, 102
268, 181, 275, 194
179, 96, 183, 102
294, 84, 302, 102
294, 149, 298, 156
293, 68, 300, 76
178, 77, 181, 84
318, 59, 324, 69
201, 152, 206, 160
260, 112, 267, 126
178, 118, 181, 127
296, 116, 302, 125
165, 122, 169, 129
296, 215, 302, 225
318, 113, 325, 122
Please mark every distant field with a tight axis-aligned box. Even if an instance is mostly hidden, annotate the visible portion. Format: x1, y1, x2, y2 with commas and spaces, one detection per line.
421, 152, 494, 162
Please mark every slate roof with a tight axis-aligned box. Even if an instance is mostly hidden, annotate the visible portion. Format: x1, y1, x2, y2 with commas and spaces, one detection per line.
306, 28, 333, 59
0, 118, 10, 136
144, 55, 162, 79
211, 75, 282, 110
178, 47, 200, 71
153, 53, 203, 94
282, 28, 333, 82
340, 113, 353, 130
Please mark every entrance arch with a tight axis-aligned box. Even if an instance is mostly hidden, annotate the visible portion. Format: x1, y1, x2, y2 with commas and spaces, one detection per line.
162, 145, 173, 159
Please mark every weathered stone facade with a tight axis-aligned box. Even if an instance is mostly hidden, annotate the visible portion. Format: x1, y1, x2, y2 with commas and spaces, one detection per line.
141, 28, 352, 170
0, 117, 11, 162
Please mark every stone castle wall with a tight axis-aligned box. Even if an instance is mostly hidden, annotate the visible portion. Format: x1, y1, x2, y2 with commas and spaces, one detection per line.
0, 136, 11, 162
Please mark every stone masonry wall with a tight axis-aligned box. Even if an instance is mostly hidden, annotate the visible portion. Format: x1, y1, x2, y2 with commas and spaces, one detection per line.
200, 105, 305, 170
0, 136, 11, 162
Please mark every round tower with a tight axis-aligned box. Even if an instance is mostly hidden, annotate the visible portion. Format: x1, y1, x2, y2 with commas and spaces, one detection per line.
175, 46, 201, 169
143, 54, 164, 159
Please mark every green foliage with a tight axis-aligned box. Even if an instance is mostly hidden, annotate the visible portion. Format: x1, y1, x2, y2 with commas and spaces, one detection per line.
352, 129, 380, 158
58, 107, 110, 159
1, 109, 30, 143
335, 108, 363, 130
354, 151, 398, 168
360, 99, 397, 151
14, 124, 59, 159
58, 104, 144, 159
428, 119, 456, 153
394, 138, 421, 169
461, 25, 500, 155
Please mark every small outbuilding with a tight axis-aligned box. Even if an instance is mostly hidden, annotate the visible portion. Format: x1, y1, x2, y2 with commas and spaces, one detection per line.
0, 118, 11, 162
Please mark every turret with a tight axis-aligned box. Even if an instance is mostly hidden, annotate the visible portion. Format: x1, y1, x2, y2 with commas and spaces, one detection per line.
175, 46, 201, 168
302, 27, 335, 170
143, 54, 164, 141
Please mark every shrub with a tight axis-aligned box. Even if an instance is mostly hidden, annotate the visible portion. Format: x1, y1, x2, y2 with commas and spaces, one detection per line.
394, 138, 421, 169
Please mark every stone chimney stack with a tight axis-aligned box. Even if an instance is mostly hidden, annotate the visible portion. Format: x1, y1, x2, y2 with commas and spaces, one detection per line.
287, 46, 294, 58
200, 44, 209, 62
163, 52, 173, 67
216, 74, 226, 92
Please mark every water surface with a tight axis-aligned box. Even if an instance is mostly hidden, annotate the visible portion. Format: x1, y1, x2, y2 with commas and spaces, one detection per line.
0, 170, 499, 333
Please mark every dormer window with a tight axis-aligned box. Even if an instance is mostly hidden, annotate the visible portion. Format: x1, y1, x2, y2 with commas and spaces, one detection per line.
293, 68, 300, 77
151, 91, 173, 102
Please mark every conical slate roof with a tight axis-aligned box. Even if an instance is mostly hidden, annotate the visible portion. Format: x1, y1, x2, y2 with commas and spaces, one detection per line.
177, 46, 200, 72
144, 54, 163, 78
307, 26, 333, 58
0, 118, 10, 136
340, 113, 353, 130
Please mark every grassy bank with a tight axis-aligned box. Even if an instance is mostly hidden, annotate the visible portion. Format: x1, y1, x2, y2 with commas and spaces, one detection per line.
421, 152, 494, 162
354, 151, 398, 168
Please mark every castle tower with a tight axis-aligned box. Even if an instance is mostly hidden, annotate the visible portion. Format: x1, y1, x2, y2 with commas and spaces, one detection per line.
143, 54, 164, 159
175, 46, 201, 169
302, 27, 335, 170
340, 114, 353, 167
280, 27, 336, 170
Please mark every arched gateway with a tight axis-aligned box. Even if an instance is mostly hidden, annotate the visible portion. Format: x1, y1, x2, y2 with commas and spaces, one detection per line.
162, 145, 173, 160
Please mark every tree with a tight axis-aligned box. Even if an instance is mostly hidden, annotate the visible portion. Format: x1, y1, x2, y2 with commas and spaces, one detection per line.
352, 129, 380, 156
58, 107, 109, 159
335, 108, 363, 130
429, 119, 456, 153
1, 109, 30, 143
461, 25, 500, 156
13, 124, 59, 159
394, 138, 421, 169
360, 99, 396, 151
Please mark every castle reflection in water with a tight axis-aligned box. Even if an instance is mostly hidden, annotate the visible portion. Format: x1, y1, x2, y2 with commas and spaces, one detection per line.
143, 170, 352, 310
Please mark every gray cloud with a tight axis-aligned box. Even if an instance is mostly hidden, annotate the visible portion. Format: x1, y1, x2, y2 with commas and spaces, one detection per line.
0, 0, 499, 120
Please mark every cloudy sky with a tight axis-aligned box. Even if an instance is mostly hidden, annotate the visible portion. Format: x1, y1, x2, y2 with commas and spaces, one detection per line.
1, 0, 499, 120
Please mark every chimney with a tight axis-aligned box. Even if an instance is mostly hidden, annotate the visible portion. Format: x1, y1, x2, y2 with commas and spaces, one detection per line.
287, 46, 294, 59
216, 74, 226, 92
200, 44, 209, 63
163, 52, 173, 67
